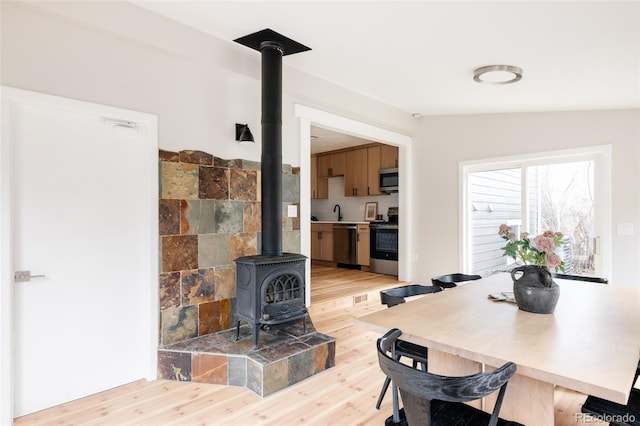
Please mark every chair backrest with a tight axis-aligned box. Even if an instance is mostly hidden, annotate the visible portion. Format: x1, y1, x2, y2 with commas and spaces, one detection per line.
431, 273, 482, 288
380, 284, 443, 307
377, 328, 516, 426
552, 273, 608, 284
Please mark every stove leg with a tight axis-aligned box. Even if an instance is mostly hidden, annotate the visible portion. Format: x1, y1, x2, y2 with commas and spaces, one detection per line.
253, 323, 260, 350
303, 316, 307, 334
235, 320, 241, 341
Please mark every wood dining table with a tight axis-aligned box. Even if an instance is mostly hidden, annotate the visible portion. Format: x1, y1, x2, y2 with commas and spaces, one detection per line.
354, 273, 640, 425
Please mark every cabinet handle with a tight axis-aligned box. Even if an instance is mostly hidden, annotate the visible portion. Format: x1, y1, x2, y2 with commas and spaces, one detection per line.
318, 232, 322, 240
368, 186, 370, 195
328, 167, 333, 176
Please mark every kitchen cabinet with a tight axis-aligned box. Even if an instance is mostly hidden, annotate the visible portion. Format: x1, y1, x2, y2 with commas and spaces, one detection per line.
344, 148, 368, 197
357, 224, 370, 266
367, 146, 382, 196
317, 152, 345, 177
380, 145, 399, 169
310, 155, 328, 199
311, 223, 333, 261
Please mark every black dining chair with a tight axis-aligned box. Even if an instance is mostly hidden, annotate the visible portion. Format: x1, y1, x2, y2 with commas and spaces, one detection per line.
581, 360, 640, 426
431, 273, 482, 289
376, 284, 443, 422
377, 328, 523, 426
551, 273, 609, 284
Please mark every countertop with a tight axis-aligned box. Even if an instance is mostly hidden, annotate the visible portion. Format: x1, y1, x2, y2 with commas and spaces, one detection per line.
311, 221, 370, 225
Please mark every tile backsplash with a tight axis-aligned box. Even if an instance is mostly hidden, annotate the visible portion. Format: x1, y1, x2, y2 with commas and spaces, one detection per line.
311, 176, 399, 222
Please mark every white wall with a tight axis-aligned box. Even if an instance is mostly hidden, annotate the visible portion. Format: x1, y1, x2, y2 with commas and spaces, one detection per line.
0, 1, 416, 166
412, 109, 640, 286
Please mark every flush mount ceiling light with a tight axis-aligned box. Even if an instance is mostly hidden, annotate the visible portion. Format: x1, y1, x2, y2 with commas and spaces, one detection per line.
235, 123, 255, 145
473, 65, 523, 85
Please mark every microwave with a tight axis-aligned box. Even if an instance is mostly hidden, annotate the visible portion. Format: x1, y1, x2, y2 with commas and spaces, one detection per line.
379, 168, 399, 193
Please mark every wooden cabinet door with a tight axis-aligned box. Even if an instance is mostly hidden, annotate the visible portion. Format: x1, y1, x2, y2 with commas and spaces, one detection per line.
357, 224, 370, 266
330, 152, 345, 176
311, 155, 328, 199
311, 224, 333, 261
320, 224, 334, 261
311, 224, 321, 260
311, 155, 318, 198
345, 148, 368, 197
380, 145, 399, 169
367, 146, 382, 196
317, 154, 330, 177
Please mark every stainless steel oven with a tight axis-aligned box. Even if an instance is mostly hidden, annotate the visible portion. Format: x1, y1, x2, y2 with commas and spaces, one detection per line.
369, 223, 398, 276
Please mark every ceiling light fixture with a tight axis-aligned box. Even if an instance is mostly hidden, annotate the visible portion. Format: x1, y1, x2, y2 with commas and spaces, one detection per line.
473, 65, 523, 85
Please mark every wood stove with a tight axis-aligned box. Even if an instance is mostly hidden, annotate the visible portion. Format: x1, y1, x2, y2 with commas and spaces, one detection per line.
233, 29, 311, 349
235, 253, 307, 349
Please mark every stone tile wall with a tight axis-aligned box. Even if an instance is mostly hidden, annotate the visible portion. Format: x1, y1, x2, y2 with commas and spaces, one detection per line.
158, 149, 301, 346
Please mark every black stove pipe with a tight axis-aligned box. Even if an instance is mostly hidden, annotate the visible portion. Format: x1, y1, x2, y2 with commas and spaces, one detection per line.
260, 41, 283, 256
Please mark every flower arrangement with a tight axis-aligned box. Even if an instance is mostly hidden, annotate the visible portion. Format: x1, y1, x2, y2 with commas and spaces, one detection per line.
498, 224, 565, 272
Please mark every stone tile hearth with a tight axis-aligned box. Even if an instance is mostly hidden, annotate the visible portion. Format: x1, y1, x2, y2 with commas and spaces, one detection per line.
157, 318, 335, 397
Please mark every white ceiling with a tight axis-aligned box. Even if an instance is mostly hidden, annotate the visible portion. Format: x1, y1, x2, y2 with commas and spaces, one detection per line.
130, 1, 639, 152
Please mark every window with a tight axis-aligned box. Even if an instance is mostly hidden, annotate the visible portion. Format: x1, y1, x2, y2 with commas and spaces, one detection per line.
461, 147, 611, 277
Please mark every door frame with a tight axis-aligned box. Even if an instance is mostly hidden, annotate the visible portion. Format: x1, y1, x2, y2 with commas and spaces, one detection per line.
459, 145, 612, 279
294, 104, 413, 305
0, 86, 159, 423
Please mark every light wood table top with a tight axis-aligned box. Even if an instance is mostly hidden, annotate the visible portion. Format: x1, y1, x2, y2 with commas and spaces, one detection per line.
355, 273, 640, 405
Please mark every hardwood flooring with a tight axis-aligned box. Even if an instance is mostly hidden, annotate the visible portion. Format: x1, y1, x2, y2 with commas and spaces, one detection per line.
14, 265, 601, 425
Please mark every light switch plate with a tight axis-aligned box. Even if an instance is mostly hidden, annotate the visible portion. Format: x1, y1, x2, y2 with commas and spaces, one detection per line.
287, 204, 298, 218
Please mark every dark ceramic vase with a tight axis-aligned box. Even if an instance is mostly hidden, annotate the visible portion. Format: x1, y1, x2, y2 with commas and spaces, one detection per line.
510, 265, 559, 314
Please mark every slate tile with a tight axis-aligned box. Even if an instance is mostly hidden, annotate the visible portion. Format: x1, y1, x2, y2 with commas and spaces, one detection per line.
161, 235, 198, 272
179, 150, 213, 165
243, 202, 261, 233
161, 305, 198, 345
198, 234, 231, 267
159, 150, 179, 162
158, 350, 191, 381
230, 169, 257, 201
160, 162, 199, 199
214, 200, 243, 234
214, 265, 236, 300
192, 353, 227, 384
230, 233, 258, 260
159, 271, 180, 309
159, 199, 180, 235
199, 166, 229, 200
181, 268, 216, 306
181, 200, 215, 234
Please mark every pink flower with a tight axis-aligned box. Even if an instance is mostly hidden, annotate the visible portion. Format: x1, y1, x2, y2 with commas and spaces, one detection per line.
545, 253, 562, 269
520, 232, 529, 239
499, 224, 510, 236
508, 232, 516, 240
533, 235, 556, 254
543, 230, 555, 238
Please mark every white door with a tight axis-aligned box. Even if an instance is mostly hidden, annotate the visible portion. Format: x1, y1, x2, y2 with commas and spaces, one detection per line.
2, 88, 157, 417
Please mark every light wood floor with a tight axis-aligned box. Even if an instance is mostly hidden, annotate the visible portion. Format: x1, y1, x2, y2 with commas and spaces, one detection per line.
14, 266, 598, 425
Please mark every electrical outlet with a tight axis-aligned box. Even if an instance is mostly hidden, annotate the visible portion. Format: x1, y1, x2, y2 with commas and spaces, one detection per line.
287, 204, 298, 218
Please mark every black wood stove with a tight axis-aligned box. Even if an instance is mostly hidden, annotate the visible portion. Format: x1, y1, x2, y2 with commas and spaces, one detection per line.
233, 29, 311, 349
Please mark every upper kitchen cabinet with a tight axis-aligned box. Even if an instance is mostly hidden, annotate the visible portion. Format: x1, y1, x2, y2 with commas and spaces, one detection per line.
380, 145, 399, 169
311, 155, 328, 199
367, 146, 382, 196
317, 152, 345, 177
344, 148, 368, 197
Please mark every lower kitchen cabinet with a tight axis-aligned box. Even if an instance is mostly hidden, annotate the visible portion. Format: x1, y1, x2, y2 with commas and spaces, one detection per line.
311, 223, 334, 261
357, 224, 370, 266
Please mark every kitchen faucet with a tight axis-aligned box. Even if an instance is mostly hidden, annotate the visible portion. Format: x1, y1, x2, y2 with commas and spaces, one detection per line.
333, 204, 342, 221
